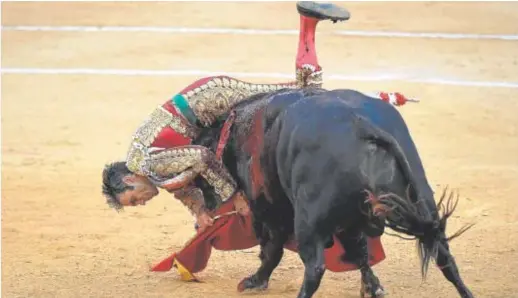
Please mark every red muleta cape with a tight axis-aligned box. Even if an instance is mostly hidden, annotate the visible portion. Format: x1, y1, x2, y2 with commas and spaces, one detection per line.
150, 199, 386, 281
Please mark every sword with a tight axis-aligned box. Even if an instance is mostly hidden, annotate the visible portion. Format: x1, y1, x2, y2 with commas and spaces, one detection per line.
213, 210, 238, 220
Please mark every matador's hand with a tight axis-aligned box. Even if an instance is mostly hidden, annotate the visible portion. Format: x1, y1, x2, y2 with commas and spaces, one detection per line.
196, 211, 214, 233
232, 191, 250, 217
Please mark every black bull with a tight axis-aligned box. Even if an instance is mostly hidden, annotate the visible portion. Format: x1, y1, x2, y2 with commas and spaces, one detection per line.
192, 88, 474, 298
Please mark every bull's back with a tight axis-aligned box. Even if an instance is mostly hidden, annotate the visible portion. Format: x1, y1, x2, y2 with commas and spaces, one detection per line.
330, 89, 433, 197
269, 89, 432, 202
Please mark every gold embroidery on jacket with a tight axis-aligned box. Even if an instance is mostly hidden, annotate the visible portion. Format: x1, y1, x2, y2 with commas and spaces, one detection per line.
126, 106, 199, 175
183, 77, 297, 126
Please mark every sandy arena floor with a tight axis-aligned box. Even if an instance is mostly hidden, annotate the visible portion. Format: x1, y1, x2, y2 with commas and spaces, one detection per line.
2, 2, 518, 298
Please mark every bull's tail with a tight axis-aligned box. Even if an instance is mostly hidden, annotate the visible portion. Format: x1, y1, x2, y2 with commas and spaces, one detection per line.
354, 114, 424, 211
355, 115, 473, 279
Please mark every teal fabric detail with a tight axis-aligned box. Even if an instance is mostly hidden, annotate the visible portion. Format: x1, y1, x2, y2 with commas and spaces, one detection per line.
172, 94, 198, 125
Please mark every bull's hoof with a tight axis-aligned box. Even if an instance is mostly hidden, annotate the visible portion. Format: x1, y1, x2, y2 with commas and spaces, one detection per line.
360, 281, 385, 298
237, 275, 269, 292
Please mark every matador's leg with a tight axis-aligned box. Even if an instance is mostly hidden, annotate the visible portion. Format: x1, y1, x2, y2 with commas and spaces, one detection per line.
295, 1, 350, 87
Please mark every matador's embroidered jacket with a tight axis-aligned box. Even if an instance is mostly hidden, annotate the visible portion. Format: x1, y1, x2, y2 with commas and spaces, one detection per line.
125, 75, 296, 203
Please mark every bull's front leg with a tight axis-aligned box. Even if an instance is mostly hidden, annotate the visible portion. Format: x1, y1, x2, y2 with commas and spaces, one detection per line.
336, 229, 385, 298
237, 218, 288, 292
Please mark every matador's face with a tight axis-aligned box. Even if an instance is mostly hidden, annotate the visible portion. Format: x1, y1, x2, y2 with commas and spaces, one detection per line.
118, 174, 159, 207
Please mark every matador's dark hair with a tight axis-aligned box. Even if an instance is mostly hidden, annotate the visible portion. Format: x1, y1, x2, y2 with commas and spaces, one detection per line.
101, 161, 134, 211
